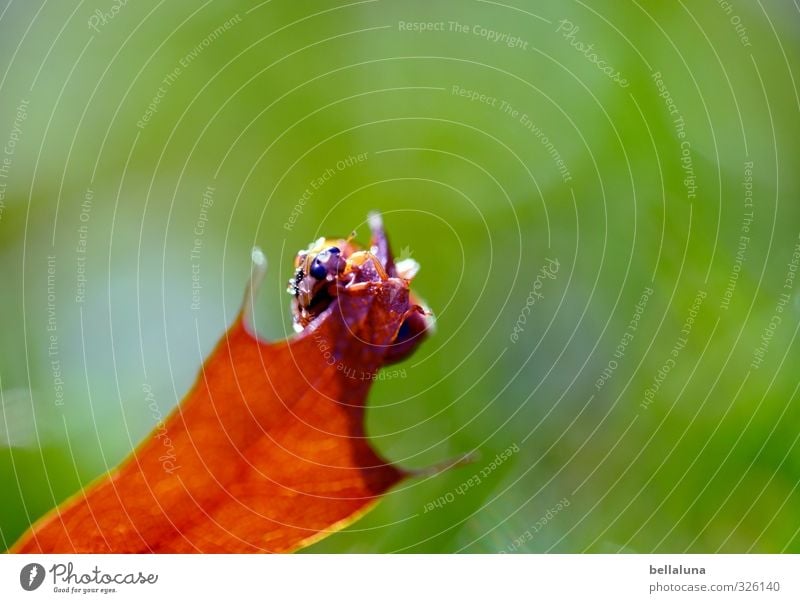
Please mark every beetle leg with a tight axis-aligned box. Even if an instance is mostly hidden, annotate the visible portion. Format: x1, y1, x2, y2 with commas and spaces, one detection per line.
367, 252, 389, 280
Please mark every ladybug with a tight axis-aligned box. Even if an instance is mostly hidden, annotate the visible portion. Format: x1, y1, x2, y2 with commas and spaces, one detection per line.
287, 215, 426, 351
288, 237, 355, 331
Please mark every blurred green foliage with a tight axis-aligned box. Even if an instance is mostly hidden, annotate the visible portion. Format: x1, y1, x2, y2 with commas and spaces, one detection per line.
0, 0, 798, 552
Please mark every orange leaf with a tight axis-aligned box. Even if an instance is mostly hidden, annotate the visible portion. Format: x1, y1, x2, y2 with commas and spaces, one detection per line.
11, 214, 433, 553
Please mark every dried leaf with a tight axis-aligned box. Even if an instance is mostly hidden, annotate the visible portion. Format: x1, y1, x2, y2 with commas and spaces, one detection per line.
11, 214, 432, 553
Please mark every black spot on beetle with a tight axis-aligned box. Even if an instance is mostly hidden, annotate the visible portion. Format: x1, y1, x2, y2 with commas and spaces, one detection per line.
310, 258, 327, 279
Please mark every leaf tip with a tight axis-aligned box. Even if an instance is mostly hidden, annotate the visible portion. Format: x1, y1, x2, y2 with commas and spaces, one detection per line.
410, 450, 480, 478
241, 246, 268, 334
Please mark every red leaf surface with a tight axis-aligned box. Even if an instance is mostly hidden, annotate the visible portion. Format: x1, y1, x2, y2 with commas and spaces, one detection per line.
11, 214, 433, 553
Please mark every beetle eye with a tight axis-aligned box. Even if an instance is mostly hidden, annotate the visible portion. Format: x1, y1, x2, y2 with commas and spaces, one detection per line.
309, 258, 327, 279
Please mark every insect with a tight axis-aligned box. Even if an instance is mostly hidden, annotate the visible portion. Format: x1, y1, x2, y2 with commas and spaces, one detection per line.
288, 216, 422, 333
287, 237, 355, 332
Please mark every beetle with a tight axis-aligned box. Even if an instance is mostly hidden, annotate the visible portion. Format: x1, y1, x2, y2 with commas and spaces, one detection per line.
288, 237, 343, 331
287, 215, 425, 341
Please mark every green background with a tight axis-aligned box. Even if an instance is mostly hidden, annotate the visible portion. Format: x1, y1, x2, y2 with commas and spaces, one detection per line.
1, 0, 799, 553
